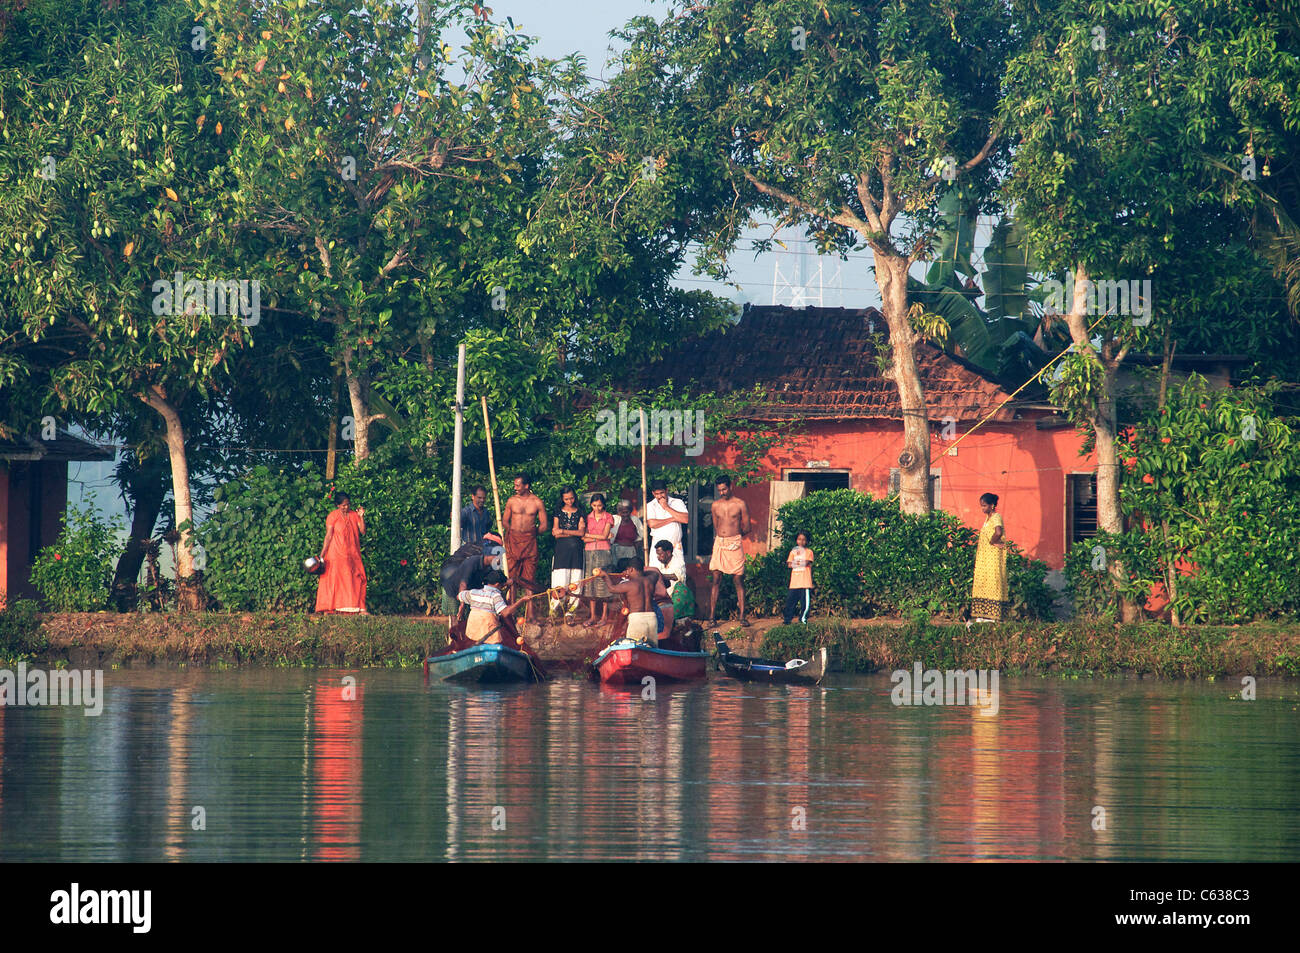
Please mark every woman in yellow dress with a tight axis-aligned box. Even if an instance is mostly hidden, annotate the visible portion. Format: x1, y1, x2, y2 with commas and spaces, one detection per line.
971, 493, 1008, 623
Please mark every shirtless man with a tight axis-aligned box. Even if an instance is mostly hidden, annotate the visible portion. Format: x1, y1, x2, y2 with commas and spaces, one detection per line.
502, 473, 548, 621
708, 475, 751, 626
608, 558, 666, 646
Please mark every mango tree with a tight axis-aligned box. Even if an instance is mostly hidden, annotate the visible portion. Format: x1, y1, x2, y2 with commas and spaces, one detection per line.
0, 0, 242, 607
202, 0, 579, 461
1000, 0, 1296, 616
593, 0, 1013, 513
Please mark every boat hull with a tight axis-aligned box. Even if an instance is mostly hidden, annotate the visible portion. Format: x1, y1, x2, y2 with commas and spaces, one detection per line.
713, 633, 828, 685
594, 639, 709, 685
426, 644, 539, 684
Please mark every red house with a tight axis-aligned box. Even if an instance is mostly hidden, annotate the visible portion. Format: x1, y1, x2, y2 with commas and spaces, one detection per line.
640, 305, 1098, 572
0, 429, 114, 607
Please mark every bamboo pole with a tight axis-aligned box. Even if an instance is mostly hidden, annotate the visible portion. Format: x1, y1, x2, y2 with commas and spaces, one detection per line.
640, 407, 649, 565
449, 344, 466, 552
481, 396, 509, 584
441, 344, 467, 622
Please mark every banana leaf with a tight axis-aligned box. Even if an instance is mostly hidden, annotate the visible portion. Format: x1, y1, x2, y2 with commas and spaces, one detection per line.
924, 188, 979, 288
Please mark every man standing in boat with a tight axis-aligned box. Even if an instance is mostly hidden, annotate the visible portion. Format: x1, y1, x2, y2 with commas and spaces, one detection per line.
502, 473, 547, 622
609, 558, 667, 647
440, 532, 505, 603
708, 476, 751, 626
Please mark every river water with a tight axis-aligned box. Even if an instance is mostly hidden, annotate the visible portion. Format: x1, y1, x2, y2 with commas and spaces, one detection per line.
1, 668, 1297, 862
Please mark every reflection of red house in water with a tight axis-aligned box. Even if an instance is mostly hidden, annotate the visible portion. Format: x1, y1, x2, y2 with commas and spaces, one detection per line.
0, 429, 114, 607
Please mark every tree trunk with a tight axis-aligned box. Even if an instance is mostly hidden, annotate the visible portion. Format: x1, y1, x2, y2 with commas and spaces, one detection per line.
325, 370, 340, 481
110, 461, 168, 612
876, 254, 932, 514
1063, 264, 1137, 621
1157, 330, 1179, 625
141, 386, 205, 611
343, 349, 372, 461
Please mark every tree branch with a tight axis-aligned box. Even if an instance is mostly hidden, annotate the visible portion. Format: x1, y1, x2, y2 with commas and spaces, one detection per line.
919, 126, 1002, 188
738, 169, 868, 234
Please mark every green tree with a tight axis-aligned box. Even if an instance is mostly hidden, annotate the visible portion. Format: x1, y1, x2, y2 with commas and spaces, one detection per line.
1001, 0, 1298, 616
590, 0, 1014, 513
201, 0, 585, 460
0, 0, 245, 606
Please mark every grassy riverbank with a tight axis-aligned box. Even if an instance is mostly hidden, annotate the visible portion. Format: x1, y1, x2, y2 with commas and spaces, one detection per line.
4, 608, 441, 668
2, 606, 1298, 676
757, 618, 1300, 678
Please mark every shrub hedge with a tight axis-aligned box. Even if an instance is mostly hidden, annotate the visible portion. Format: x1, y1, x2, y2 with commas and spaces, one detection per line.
29, 506, 123, 611
196, 459, 452, 614
737, 489, 1055, 621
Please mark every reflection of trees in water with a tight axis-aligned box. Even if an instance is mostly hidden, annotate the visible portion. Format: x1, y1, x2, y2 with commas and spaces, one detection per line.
13, 675, 1300, 861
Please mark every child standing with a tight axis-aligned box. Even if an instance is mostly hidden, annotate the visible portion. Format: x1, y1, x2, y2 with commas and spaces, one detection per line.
783, 531, 814, 625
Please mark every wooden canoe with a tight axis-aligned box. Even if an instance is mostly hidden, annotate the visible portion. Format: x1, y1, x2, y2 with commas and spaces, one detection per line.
712, 631, 829, 685
425, 644, 542, 684
593, 638, 709, 685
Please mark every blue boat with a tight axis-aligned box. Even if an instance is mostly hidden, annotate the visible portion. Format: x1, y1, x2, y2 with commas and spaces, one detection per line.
424, 643, 542, 684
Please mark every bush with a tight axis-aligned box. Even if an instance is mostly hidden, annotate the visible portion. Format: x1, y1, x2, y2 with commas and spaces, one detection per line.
742, 488, 1054, 621
197, 459, 452, 614
29, 506, 123, 611
0, 598, 45, 657
1067, 379, 1300, 624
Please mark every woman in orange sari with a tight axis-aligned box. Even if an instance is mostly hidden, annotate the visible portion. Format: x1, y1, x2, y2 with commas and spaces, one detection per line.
316, 492, 367, 614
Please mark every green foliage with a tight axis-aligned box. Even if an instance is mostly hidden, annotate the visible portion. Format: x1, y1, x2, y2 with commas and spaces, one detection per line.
0, 598, 45, 658
1063, 530, 1161, 621
757, 616, 1300, 678
740, 488, 1053, 620
29, 506, 123, 612
1064, 378, 1300, 624
197, 460, 451, 615
1117, 378, 1300, 623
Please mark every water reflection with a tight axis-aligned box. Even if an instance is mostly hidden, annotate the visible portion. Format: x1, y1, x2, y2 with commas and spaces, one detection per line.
0, 670, 1297, 862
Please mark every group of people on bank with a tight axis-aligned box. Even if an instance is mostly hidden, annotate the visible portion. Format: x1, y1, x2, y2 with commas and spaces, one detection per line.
313, 476, 1013, 641
449, 475, 713, 644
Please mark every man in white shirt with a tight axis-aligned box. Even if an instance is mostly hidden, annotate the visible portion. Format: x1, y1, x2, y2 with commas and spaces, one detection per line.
645, 479, 689, 555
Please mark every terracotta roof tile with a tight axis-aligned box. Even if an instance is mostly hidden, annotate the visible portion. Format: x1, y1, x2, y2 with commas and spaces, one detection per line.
643, 305, 1017, 422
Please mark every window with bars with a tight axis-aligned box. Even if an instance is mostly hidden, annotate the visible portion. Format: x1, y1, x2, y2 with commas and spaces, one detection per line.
1067, 473, 1098, 543
782, 469, 850, 493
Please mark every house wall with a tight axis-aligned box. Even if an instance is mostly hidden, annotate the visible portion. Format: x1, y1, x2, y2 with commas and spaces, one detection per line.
684, 416, 1095, 570
0, 465, 8, 607
0, 460, 69, 606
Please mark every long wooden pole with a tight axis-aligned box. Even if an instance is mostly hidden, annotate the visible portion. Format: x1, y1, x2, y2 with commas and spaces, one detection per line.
640, 407, 649, 565
481, 396, 509, 584
449, 343, 466, 552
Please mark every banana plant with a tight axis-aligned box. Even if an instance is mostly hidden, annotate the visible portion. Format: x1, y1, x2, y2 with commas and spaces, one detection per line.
909, 189, 1067, 384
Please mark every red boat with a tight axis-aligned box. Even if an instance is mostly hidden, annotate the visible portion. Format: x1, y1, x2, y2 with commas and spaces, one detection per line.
592, 638, 709, 685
